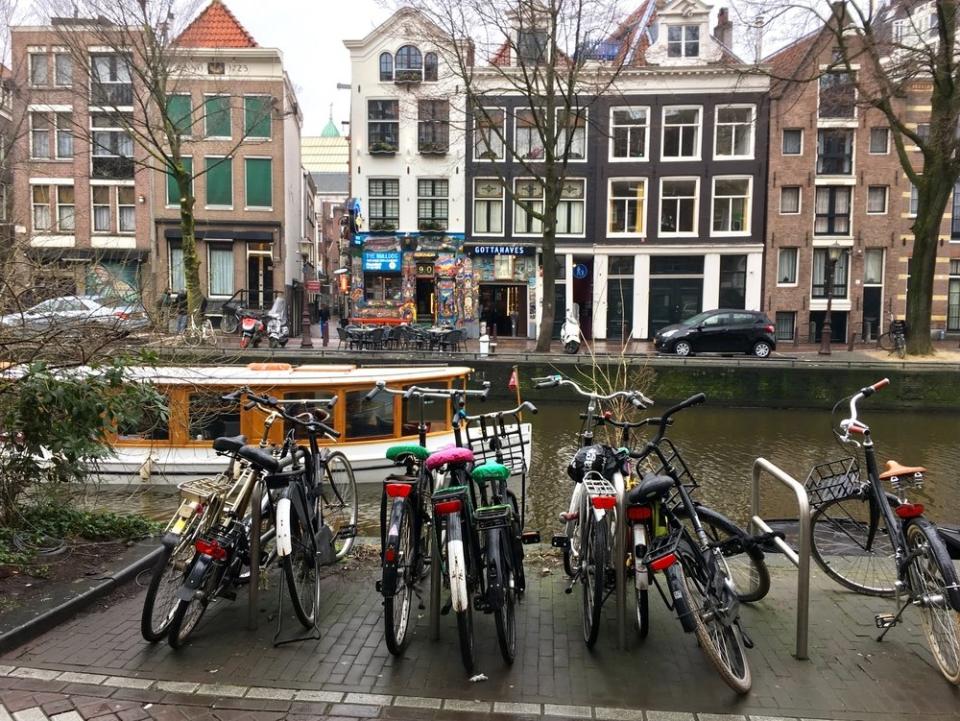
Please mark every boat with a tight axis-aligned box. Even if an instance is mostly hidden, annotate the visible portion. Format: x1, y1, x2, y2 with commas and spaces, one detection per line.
96, 363, 533, 485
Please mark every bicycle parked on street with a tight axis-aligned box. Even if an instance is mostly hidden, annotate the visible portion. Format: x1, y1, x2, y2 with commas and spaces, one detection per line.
806, 379, 960, 684
877, 317, 907, 358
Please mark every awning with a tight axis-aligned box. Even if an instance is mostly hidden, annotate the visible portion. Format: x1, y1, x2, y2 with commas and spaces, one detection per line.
163, 228, 275, 242
27, 248, 149, 262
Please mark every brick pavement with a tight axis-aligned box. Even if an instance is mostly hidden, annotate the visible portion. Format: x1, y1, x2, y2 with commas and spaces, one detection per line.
1, 556, 958, 721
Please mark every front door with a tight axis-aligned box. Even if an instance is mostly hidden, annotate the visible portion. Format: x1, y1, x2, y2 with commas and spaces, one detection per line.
572, 256, 593, 339
606, 278, 634, 341
552, 283, 566, 339
863, 287, 882, 341
416, 278, 435, 322
648, 278, 703, 337
247, 253, 274, 310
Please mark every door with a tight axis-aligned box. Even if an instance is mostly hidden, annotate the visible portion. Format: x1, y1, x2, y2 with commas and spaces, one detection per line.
648, 279, 703, 337
247, 253, 274, 310
552, 283, 566, 339
862, 287, 882, 341
606, 278, 634, 341
572, 256, 594, 339
416, 278, 435, 322
696, 312, 734, 351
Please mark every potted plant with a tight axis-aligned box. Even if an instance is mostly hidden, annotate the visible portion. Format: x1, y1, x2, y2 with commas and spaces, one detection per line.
370, 141, 397, 154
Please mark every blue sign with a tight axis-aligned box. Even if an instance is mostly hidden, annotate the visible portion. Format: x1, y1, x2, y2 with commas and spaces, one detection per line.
573, 263, 589, 280
363, 250, 402, 272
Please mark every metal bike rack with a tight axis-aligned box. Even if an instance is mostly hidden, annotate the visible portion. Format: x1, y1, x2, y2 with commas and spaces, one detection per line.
750, 457, 811, 660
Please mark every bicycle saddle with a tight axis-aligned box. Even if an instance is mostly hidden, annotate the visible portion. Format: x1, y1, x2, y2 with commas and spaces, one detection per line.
386, 443, 430, 463
627, 472, 674, 504
236, 444, 282, 473
879, 459, 926, 480
425, 445, 475, 471
212, 435, 247, 454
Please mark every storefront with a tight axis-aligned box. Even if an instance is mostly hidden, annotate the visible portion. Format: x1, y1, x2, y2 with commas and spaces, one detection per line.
468, 243, 537, 337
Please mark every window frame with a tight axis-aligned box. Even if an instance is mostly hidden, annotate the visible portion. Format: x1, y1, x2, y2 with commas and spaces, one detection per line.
166, 155, 194, 208
417, 99, 449, 154
667, 24, 700, 58
513, 178, 544, 236
90, 112, 134, 180
54, 52, 72, 87
816, 128, 855, 175
368, 177, 400, 231
909, 183, 919, 217
117, 186, 135, 233
781, 128, 803, 155
56, 185, 75, 233
866, 185, 888, 215
166, 93, 193, 138
203, 94, 232, 139
555, 178, 587, 236
367, 98, 399, 154
244, 156, 272, 210
775, 311, 796, 341
91, 185, 112, 234
55, 112, 74, 160
660, 105, 702, 161
473, 107, 505, 161
811, 247, 850, 299
29, 112, 52, 160
30, 52, 49, 87
658, 176, 700, 237
515, 108, 546, 160
869, 127, 890, 154
818, 69, 857, 119
713, 104, 755, 160
378, 52, 393, 81
207, 243, 235, 298
556, 108, 587, 162
776, 247, 799, 287
711, 175, 752, 236
89, 53, 133, 107
243, 95, 272, 140
780, 186, 802, 215
473, 178, 505, 237
607, 177, 647, 237
814, 186, 853, 237
204, 155, 233, 210
609, 106, 649, 161
417, 178, 449, 232
31, 184, 52, 232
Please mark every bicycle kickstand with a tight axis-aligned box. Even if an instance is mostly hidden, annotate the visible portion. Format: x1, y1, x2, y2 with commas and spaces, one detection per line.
875, 599, 911, 642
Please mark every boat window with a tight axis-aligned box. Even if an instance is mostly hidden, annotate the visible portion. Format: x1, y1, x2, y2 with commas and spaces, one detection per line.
188, 392, 241, 441
345, 390, 394, 439
283, 391, 337, 439
116, 397, 169, 441
401, 384, 449, 435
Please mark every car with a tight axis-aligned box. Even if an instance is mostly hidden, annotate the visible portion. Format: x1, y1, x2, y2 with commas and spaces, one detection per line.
0, 295, 150, 335
653, 309, 776, 358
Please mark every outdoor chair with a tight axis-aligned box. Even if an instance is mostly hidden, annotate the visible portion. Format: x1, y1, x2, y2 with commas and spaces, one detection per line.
440, 329, 464, 353
363, 327, 385, 350
336, 326, 351, 350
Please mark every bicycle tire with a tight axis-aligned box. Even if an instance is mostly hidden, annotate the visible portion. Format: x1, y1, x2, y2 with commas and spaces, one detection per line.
905, 519, 960, 684
383, 498, 415, 656
895, 336, 906, 359
141, 544, 179, 642
635, 587, 649, 639
203, 320, 218, 347
183, 327, 201, 348
582, 514, 607, 648
323, 451, 358, 560
675, 505, 771, 603
493, 529, 517, 664
810, 493, 897, 596
282, 490, 320, 628
448, 515, 475, 673
877, 332, 894, 351
221, 313, 239, 334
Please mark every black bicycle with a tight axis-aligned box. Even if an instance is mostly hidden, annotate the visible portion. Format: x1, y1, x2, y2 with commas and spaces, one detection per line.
877, 318, 907, 358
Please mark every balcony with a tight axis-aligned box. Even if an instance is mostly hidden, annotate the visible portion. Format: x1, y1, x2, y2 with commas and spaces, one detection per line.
394, 68, 422, 84
91, 83, 133, 107
369, 141, 398, 155
92, 156, 134, 180
418, 140, 448, 155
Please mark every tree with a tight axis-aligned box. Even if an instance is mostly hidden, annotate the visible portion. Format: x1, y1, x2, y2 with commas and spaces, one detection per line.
400, 0, 631, 351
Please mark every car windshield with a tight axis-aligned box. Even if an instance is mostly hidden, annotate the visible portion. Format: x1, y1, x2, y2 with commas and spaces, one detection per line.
681, 311, 714, 327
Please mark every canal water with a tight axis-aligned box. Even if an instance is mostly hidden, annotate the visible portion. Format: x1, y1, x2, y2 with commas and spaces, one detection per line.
82, 402, 960, 535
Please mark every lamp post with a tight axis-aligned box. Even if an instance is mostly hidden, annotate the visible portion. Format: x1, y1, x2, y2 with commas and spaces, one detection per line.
818, 243, 844, 355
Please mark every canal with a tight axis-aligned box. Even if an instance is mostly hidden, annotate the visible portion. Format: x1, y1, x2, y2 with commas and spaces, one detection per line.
84, 401, 960, 537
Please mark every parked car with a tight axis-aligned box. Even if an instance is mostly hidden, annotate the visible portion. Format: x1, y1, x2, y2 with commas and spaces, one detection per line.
0, 295, 149, 334
653, 309, 776, 358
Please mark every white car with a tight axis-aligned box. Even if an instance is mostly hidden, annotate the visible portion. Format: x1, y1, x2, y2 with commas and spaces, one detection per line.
0, 295, 149, 334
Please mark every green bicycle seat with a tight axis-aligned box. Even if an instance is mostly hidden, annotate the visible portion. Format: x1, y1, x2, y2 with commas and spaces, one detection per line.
471, 462, 511, 484
386, 444, 430, 462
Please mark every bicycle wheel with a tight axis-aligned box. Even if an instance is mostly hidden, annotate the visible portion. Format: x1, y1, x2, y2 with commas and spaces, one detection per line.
322, 451, 358, 560
877, 332, 894, 351
167, 554, 210, 649
676, 540, 752, 694
581, 514, 608, 648
221, 313, 239, 335
383, 498, 415, 656
635, 586, 649, 638
895, 335, 906, 359
493, 529, 517, 664
203, 320, 218, 346
448, 514, 475, 673
810, 493, 897, 596
675, 505, 771, 603
282, 492, 320, 628
141, 540, 195, 642
905, 519, 960, 684
183, 326, 201, 348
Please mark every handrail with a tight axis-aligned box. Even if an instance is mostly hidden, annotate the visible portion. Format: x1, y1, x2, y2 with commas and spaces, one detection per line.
750, 457, 811, 660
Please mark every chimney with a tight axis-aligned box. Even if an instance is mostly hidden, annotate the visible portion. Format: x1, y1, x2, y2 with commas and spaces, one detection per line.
714, 7, 733, 48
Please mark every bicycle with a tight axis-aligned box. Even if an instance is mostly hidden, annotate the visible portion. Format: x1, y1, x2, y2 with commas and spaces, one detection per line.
807, 379, 960, 684
877, 318, 907, 358
180, 314, 218, 348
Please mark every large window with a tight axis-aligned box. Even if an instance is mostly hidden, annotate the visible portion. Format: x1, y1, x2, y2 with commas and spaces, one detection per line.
368, 99, 399, 153
518, 29, 548, 64
715, 106, 754, 158
659, 178, 698, 234
949, 259, 960, 331
167, 94, 192, 136
188, 393, 241, 441
557, 109, 586, 160
610, 107, 648, 159
90, 54, 132, 106
719, 255, 747, 309
417, 179, 448, 231
32, 186, 51, 231
819, 71, 856, 118
667, 25, 699, 57
864, 248, 884, 285
395, 45, 423, 82
782, 128, 803, 155
780, 186, 801, 214
30, 113, 72, 159
205, 156, 233, 207
166, 156, 193, 207
57, 186, 75, 232
54, 53, 72, 87
245, 158, 272, 208
516, 109, 545, 160
473, 178, 504, 235
556, 179, 585, 235
244, 95, 271, 139
514, 179, 543, 235
775, 311, 796, 341
777, 248, 798, 285
712, 177, 751, 234
379, 52, 393, 81
369, 178, 399, 230
814, 186, 852, 236
346, 390, 394, 439
817, 129, 854, 174
418, 100, 449, 154
365, 274, 402, 302
474, 108, 504, 160
812, 249, 849, 298
92, 113, 134, 179
208, 244, 234, 297
608, 179, 646, 235
662, 107, 700, 159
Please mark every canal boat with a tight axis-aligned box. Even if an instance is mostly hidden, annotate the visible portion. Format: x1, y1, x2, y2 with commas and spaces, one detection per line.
98, 363, 532, 485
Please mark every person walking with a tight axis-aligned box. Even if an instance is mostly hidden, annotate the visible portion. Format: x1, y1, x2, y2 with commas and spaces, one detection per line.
319, 304, 331, 347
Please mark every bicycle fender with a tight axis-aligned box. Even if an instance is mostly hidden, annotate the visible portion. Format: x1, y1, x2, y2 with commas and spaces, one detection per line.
907, 517, 960, 611
178, 554, 213, 601
381, 500, 405, 597
665, 563, 696, 633
276, 497, 292, 558
447, 514, 469, 613
485, 529, 504, 609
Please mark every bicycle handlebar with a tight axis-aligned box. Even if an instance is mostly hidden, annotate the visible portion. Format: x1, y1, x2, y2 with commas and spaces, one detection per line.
363, 380, 491, 403
226, 386, 340, 438
838, 378, 889, 439
579, 412, 671, 430
530, 374, 653, 408
463, 400, 537, 422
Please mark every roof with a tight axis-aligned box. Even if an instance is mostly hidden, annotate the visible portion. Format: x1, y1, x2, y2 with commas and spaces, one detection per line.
320, 117, 341, 138
176, 0, 258, 49
302, 136, 349, 174
312, 173, 349, 194
765, 29, 821, 80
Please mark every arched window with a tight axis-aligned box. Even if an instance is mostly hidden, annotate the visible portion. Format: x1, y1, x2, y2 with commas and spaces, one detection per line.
395, 45, 423, 81
379, 52, 393, 81
424, 52, 438, 81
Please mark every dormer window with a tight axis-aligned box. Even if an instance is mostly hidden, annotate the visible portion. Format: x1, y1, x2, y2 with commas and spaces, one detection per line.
667, 25, 699, 58
395, 45, 423, 82
379, 52, 393, 81
424, 52, 438, 81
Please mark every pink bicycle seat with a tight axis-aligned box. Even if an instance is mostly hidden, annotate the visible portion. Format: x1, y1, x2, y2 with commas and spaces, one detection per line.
425, 446, 475, 471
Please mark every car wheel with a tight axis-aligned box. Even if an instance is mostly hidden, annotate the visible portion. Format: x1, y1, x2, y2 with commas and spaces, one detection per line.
674, 340, 692, 357
752, 340, 772, 358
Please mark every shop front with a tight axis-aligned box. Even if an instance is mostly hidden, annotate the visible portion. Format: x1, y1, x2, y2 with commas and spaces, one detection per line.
468, 243, 537, 337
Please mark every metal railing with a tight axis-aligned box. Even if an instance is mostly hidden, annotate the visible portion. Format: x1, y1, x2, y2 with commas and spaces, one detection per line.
750, 457, 811, 660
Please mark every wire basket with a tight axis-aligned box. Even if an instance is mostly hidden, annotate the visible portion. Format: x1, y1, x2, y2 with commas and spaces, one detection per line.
177, 474, 233, 505
582, 472, 617, 499
633, 438, 697, 508
804, 457, 861, 506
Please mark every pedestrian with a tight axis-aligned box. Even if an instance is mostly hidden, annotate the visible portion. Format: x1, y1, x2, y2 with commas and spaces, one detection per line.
320, 304, 331, 347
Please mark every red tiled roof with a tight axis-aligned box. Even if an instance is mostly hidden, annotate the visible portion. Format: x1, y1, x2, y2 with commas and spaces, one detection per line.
490, 40, 511, 66
176, 0, 258, 49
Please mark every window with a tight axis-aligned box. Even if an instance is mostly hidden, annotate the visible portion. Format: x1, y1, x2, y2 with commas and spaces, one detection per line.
910, 183, 919, 216
712, 177, 751, 234
474, 108, 504, 160
30, 113, 51, 159
30, 53, 48, 86
608, 179, 646, 235
777, 248, 798, 284
610, 107, 648, 159
557, 109, 586, 160
424, 52, 438, 81
662, 107, 700, 159
118, 187, 135, 232
379, 52, 393, 81
780, 186, 801, 214
952, 181, 960, 238
92, 113, 134, 179
817, 129, 854, 174
516, 108, 545, 160
364, 273, 402, 302
667, 25, 699, 57
368, 99, 399, 153
715, 106, 754, 158
90, 54, 132, 106
244, 96, 271, 139
867, 186, 888, 214
205, 156, 232, 207
719, 255, 747, 309
245, 158, 272, 208
418, 100, 449, 153
56, 113, 73, 159
557, 179, 585, 235
518, 29, 548, 65
54, 53, 72, 87
474, 179, 504, 234
395, 45, 423, 82
208, 245, 234, 297
660, 178, 698, 234
170, 245, 185, 292
814, 186, 852, 235
417, 179, 448, 231
864, 248, 884, 285
775, 312, 796, 341
92, 186, 110, 232
369, 178, 399, 230
167, 94, 192, 136
812, 249, 849, 298
346, 390, 394, 439
949, 259, 960, 331
514, 179, 543, 234
188, 394, 241, 441
204, 95, 231, 138
56, 186, 75, 232
32, 186, 51, 231
869, 127, 889, 154
166, 156, 193, 207
819, 71, 855, 118
782, 128, 803, 155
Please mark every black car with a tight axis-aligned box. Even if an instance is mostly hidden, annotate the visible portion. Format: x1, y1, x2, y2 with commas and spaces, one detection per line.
653, 309, 776, 358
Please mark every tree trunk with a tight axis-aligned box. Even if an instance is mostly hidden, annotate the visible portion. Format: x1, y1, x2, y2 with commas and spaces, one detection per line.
906, 179, 951, 354
177, 174, 201, 324
536, 235, 557, 352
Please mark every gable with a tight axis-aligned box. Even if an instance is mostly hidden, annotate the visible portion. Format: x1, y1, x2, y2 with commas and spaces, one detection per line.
176, 0, 258, 49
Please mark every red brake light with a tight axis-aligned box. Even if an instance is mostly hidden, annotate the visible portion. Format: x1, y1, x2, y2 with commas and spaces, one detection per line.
627, 505, 652, 522
385, 483, 413, 498
764, 324, 775, 334
895, 503, 925, 519
384, 546, 396, 563
434, 499, 462, 515
195, 538, 227, 561
591, 495, 616, 510
649, 553, 677, 572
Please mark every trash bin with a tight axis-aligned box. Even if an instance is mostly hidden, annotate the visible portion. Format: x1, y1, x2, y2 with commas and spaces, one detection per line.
479, 334, 490, 357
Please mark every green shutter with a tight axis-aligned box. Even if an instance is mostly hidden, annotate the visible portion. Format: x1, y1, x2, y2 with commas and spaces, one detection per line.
204, 96, 231, 138
166, 94, 192, 135
205, 156, 232, 207
166, 156, 193, 206
245, 158, 272, 208
244, 96, 271, 138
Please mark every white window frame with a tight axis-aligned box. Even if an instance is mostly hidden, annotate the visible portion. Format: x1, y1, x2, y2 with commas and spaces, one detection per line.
29, 112, 51, 160
89, 53, 133, 110
868, 127, 890, 155
782, 128, 803, 155
513, 178, 544, 237
54, 52, 72, 87
711, 175, 752, 236
556, 178, 587, 237
660, 105, 701, 161
55, 112, 73, 160
90, 112, 134, 178
473, 107, 506, 161
609, 106, 649, 161
667, 24, 700, 58
514, 107, 546, 161
777, 247, 799, 287
606, 177, 647, 237
31, 185, 52, 232
207, 243, 235, 298
56, 185, 75, 232
817, 69, 858, 120
203, 93, 232, 140
556, 108, 587, 162
780, 186, 802, 215
713, 104, 755, 160
472, 177, 504, 237
866, 185, 888, 215
91, 185, 111, 233
29, 52, 48, 87
117, 186, 136, 233
416, 177, 450, 231
658, 176, 700, 237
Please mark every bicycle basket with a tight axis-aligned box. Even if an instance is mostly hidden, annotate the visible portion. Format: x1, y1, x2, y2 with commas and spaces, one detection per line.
177, 474, 233, 505
582, 472, 617, 500
634, 438, 697, 507
804, 457, 861, 506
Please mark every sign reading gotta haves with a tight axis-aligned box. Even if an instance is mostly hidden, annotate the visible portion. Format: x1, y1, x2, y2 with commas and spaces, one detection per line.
467, 244, 534, 256
362, 250, 402, 272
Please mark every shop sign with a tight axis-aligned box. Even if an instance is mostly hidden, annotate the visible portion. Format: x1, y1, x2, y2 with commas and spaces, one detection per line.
416, 262, 435, 276
362, 250, 402, 272
305, 280, 321, 292
468, 244, 534, 256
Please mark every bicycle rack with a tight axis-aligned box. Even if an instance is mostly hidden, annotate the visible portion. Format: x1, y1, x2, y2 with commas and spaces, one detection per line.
750, 457, 811, 660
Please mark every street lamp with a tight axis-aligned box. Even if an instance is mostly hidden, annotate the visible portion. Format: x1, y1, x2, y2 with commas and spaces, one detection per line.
818, 242, 845, 355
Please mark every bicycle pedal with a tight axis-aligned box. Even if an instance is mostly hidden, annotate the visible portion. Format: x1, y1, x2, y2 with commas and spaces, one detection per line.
335, 524, 357, 540
521, 530, 541, 545
551, 534, 570, 549
875, 613, 898, 629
